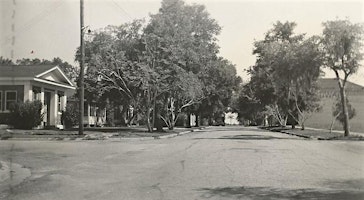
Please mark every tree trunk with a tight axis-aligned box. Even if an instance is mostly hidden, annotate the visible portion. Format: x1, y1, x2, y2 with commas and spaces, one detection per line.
156, 118, 163, 131
146, 108, 152, 132
301, 124, 305, 130
170, 98, 175, 130
208, 116, 213, 126
339, 86, 350, 136
155, 109, 164, 132
283, 116, 288, 127
152, 94, 156, 130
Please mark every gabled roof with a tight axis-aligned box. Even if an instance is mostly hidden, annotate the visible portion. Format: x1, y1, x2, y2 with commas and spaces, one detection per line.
318, 78, 364, 93
0, 65, 75, 89
0, 65, 55, 77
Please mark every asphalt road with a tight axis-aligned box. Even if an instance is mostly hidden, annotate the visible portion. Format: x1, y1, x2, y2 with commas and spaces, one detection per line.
0, 126, 363, 200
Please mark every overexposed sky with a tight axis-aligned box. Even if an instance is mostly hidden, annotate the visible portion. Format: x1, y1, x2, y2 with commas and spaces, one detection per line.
1, 0, 363, 85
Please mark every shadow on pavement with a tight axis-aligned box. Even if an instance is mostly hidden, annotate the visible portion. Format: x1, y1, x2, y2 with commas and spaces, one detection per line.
194, 134, 296, 140
198, 186, 364, 200
202, 126, 269, 133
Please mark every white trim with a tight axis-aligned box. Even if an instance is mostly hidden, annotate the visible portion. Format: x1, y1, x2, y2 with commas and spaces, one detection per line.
5, 90, 17, 111
35, 66, 58, 78
54, 66, 75, 87
33, 78, 76, 90
35, 66, 74, 87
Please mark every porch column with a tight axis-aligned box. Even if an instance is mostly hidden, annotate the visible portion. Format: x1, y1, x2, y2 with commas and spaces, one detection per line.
49, 90, 58, 126
62, 95, 67, 111
40, 87, 45, 125
23, 82, 32, 101
86, 102, 90, 127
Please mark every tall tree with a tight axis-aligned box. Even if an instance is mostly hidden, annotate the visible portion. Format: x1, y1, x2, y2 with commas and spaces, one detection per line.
76, 20, 149, 128
198, 58, 241, 125
145, 0, 226, 128
249, 21, 322, 128
321, 19, 363, 136
231, 82, 265, 125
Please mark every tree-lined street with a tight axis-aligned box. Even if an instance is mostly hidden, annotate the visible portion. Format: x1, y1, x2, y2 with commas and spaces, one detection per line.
1, 1, 364, 199
1, 126, 363, 200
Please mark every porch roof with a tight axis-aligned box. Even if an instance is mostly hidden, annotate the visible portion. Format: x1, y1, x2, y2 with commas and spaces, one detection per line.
0, 65, 75, 90
0, 65, 55, 77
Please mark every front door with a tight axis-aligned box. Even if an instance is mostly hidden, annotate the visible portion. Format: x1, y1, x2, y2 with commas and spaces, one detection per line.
44, 92, 51, 126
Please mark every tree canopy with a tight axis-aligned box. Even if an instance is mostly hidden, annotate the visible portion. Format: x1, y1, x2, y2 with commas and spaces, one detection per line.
233, 21, 323, 129
75, 0, 240, 131
321, 19, 363, 136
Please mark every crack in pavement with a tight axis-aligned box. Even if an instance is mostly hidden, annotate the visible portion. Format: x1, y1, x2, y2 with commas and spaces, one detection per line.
180, 160, 185, 171
151, 183, 164, 200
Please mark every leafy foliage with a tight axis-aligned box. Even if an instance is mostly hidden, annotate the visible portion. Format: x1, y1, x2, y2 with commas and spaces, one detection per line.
231, 83, 265, 125
0, 56, 14, 65
332, 97, 356, 125
9, 100, 43, 129
322, 19, 363, 135
61, 104, 79, 129
238, 21, 323, 128
75, 0, 240, 131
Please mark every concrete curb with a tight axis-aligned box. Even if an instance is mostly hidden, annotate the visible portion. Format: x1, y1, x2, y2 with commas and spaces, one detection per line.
279, 130, 315, 139
264, 128, 348, 140
154, 127, 207, 139
108, 137, 155, 141
1, 137, 79, 141
154, 133, 178, 139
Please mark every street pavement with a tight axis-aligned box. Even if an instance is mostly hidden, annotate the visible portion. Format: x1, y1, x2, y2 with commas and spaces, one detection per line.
0, 126, 363, 200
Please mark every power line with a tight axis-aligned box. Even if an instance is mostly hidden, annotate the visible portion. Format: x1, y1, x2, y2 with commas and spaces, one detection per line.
1, 0, 64, 46
109, 0, 133, 21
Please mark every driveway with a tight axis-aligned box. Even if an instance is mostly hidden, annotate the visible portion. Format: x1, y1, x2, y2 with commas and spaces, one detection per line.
0, 126, 363, 199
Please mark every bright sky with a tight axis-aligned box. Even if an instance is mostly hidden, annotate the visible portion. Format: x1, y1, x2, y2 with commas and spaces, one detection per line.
1, 0, 363, 85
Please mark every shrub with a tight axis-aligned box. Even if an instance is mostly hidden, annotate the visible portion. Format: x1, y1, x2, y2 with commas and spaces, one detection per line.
61, 103, 79, 129
333, 97, 356, 125
9, 100, 43, 129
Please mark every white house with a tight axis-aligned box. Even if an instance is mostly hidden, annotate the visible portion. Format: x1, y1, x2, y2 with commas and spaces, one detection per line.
0, 65, 75, 128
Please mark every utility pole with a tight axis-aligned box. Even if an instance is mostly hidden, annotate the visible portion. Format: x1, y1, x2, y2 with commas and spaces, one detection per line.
79, 0, 85, 135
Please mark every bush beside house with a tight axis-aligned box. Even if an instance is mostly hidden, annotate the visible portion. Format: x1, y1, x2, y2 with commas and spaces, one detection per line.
8, 100, 43, 129
61, 104, 79, 129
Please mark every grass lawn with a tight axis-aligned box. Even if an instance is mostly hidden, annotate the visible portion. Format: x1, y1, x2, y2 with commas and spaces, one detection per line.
0, 126, 202, 140
306, 96, 364, 133
262, 126, 364, 140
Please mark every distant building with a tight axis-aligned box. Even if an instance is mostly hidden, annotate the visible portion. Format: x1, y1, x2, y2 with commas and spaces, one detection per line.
0, 65, 75, 128
224, 112, 240, 125
305, 78, 364, 132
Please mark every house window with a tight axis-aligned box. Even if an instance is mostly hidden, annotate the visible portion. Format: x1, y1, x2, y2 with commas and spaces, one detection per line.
0, 91, 2, 111
5, 91, 17, 110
